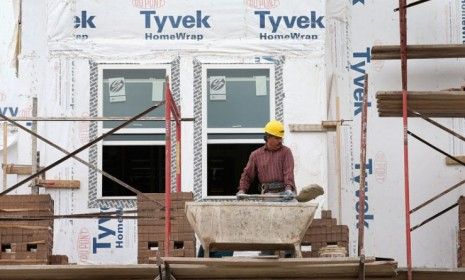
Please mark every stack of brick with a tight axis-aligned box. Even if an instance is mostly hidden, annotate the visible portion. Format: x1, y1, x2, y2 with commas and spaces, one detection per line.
458, 196, 465, 267
301, 210, 349, 258
137, 192, 196, 263
0, 194, 54, 264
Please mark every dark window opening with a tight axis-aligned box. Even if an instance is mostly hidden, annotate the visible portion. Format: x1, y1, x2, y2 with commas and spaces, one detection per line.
207, 143, 262, 196
102, 145, 165, 196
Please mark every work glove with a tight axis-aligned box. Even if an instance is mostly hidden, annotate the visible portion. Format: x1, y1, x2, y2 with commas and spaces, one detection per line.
236, 190, 245, 199
282, 189, 296, 201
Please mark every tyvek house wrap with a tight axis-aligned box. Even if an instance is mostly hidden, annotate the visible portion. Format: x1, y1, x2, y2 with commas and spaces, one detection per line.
0, 0, 464, 267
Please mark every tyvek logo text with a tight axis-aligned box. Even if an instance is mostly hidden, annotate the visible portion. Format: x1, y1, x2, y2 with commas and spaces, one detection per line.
140, 10, 209, 41
354, 159, 374, 228
92, 208, 124, 254
255, 10, 324, 41
350, 48, 372, 116
74, 11, 96, 29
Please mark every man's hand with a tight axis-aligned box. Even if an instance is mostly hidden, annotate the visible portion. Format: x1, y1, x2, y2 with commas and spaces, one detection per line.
282, 189, 296, 201
236, 190, 245, 199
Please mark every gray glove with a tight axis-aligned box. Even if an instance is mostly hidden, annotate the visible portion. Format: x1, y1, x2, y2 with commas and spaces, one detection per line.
282, 189, 296, 201
236, 190, 245, 199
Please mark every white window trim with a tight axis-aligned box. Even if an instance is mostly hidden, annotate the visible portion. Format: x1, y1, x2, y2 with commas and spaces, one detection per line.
201, 63, 276, 199
207, 139, 264, 144
102, 128, 166, 134
97, 63, 170, 200
102, 140, 166, 146
207, 128, 263, 134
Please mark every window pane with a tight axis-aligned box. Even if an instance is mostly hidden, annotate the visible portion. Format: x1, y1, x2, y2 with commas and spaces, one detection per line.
102, 69, 166, 129
102, 145, 165, 196
207, 144, 262, 196
207, 69, 270, 128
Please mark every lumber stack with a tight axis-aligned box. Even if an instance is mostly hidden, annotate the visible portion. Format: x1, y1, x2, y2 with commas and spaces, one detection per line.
376, 91, 465, 118
0, 195, 54, 264
458, 196, 465, 267
137, 192, 196, 263
301, 210, 349, 258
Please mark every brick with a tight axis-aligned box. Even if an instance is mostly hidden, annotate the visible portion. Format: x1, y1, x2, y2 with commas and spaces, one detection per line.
49, 255, 68, 265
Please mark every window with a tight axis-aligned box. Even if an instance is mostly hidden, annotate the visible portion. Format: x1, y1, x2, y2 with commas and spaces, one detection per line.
207, 68, 271, 129
98, 65, 168, 198
207, 144, 261, 196
102, 145, 165, 196
203, 65, 275, 197
101, 68, 166, 130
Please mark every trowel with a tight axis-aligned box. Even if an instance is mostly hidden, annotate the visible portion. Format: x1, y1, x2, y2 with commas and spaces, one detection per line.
237, 184, 324, 202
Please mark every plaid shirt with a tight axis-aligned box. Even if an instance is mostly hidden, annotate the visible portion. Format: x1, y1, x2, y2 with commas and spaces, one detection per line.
239, 145, 296, 193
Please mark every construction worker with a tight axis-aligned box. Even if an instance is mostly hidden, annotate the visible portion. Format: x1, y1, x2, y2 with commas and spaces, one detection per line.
237, 120, 296, 201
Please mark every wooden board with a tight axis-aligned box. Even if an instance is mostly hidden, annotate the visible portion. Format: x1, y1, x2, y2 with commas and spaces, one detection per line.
0, 264, 156, 280
371, 44, 465, 60
289, 121, 338, 132
376, 91, 465, 118
446, 156, 465, 166
2, 164, 36, 175
1, 262, 465, 280
37, 179, 80, 189
159, 257, 397, 279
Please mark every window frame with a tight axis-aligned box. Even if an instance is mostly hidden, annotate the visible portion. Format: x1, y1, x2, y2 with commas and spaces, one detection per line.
201, 63, 276, 199
97, 64, 171, 135
96, 64, 170, 200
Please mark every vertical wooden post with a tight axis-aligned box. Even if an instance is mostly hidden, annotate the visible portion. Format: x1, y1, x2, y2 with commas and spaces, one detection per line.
357, 75, 368, 256
398, 1, 412, 279
2, 122, 8, 191
31, 97, 39, 194
176, 119, 181, 193
335, 97, 342, 223
164, 77, 172, 257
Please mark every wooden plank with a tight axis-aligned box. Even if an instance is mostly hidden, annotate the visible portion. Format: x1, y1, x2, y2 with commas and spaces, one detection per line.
3, 122, 7, 190
0, 259, 48, 264
0, 265, 157, 280
397, 268, 465, 280
289, 121, 338, 132
0, 264, 462, 280
376, 91, 465, 118
0, 208, 51, 212
162, 256, 377, 265
322, 121, 338, 130
371, 44, 465, 60
0, 262, 401, 280
289, 124, 326, 132
26, 240, 46, 244
157, 258, 397, 279
2, 164, 35, 175
0, 224, 49, 230
37, 179, 80, 189
446, 156, 465, 166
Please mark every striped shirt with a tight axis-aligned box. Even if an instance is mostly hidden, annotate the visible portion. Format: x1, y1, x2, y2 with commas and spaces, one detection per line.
239, 145, 295, 193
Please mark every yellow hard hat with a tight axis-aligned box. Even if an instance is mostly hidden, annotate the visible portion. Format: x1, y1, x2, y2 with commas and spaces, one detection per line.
264, 120, 284, 138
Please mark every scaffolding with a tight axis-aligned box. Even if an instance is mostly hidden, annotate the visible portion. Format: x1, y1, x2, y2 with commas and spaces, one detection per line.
0, 76, 188, 257
371, 1, 465, 279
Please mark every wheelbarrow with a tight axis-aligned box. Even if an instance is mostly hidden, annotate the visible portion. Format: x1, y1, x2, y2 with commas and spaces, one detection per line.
185, 200, 318, 258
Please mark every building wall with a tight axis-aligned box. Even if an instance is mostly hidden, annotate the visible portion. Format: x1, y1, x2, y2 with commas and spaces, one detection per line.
0, 0, 464, 268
